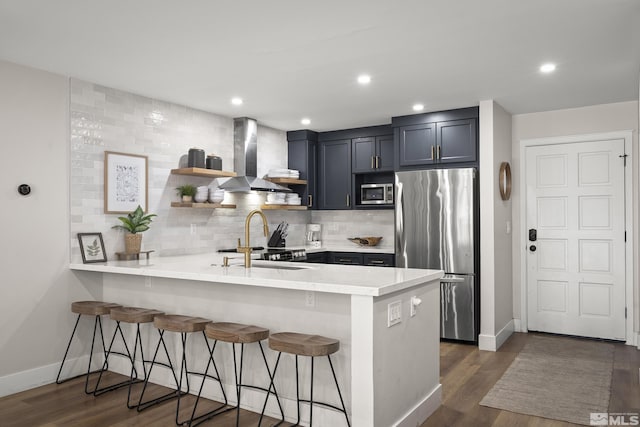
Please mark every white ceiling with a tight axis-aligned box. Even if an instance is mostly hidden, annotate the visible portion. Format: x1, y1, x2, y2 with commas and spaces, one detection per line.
0, 0, 638, 131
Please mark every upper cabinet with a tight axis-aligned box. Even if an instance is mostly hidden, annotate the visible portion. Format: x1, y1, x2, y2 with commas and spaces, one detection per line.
318, 139, 352, 209
286, 130, 318, 209
352, 134, 394, 173
393, 107, 479, 169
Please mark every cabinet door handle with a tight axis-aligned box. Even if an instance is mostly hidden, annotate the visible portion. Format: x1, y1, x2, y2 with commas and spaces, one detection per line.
431, 146, 435, 160
369, 260, 385, 264
338, 258, 353, 263
307, 195, 313, 207
346, 194, 351, 206
371, 156, 375, 169
437, 145, 441, 159
375, 156, 380, 168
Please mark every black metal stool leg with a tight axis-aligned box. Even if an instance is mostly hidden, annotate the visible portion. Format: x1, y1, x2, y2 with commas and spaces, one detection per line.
327, 355, 351, 427
295, 355, 301, 426
137, 329, 184, 412
257, 341, 285, 423
187, 334, 231, 427
258, 352, 283, 427
56, 313, 81, 384
310, 356, 314, 427
93, 320, 139, 396
126, 324, 146, 408
84, 315, 108, 394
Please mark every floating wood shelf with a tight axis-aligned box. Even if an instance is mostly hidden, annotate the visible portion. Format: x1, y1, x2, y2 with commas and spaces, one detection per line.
260, 204, 307, 211
265, 177, 307, 185
171, 202, 236, 209
170, 168, 237, 178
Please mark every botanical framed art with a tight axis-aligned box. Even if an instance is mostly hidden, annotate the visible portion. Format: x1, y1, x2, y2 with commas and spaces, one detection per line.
77, 233, 107, 263
104, 151, 148, 213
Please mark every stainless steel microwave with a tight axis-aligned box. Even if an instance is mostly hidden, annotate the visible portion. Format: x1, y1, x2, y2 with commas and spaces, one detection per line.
361, 183, 394, 205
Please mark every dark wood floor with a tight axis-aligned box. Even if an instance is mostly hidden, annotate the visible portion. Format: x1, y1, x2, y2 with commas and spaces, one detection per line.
1, 333, 638, 426
422, 333, 640, 427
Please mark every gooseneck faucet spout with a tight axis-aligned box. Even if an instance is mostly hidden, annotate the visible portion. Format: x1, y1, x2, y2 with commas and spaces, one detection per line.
237, 209, 269, 268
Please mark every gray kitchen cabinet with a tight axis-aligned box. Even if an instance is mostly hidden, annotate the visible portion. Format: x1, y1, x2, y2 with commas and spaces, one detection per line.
329, 252, 364, 265
363, 253, 395, 267
393, 107, 479, 169
318, 139, 352, 209
397, 123, 437, 167
352, 134, 394, 173
287, 130, 317, 208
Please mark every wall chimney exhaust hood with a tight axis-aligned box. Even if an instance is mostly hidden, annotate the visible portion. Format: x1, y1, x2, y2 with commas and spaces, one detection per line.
218, 117, 291, 193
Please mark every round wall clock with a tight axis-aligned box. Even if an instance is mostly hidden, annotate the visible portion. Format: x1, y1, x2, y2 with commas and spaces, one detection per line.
499, 162, 511, 201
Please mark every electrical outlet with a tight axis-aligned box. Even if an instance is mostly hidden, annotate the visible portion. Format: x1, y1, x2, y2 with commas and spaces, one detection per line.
305, 291, 316, 307
190, 224, 197, 235
388, 301, 402, 327
410, 296, 422, 317
145, 277, 152, 288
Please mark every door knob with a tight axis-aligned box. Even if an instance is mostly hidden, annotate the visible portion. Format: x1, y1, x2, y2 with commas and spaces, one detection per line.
528, 229, 537, 242
529, 245, 537, 252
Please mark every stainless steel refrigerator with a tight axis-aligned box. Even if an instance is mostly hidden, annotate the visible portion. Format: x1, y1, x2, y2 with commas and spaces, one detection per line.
395, 168, 478, 342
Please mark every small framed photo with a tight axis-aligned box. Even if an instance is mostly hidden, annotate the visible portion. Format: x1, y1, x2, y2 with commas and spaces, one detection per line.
77, 233, 107, 263
104, 151, 148, 214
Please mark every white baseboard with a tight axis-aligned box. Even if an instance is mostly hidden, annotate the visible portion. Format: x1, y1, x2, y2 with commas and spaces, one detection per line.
478, 320, 515, 352
0, 355, 101, 398
513, 318, 522, 332
394, 383, 442, 427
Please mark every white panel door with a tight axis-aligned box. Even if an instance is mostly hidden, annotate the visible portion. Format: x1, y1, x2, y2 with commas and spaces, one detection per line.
526, 139, 626, 340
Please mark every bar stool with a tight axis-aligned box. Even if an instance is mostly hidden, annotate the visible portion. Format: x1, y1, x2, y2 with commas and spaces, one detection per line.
137, 314, 227, 426
56, 301, 122, 394
189, 322, 284, 427
93, 306, 164, 407
260, 332, 350, 427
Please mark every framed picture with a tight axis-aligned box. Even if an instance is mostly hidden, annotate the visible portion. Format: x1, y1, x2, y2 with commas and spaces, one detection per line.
77, 233, 107, 263
104, 151, 148, 213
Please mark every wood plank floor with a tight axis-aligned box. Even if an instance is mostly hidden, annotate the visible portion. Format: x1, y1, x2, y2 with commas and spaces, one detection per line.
1, 333, 638, 426
422, 332, 640, 427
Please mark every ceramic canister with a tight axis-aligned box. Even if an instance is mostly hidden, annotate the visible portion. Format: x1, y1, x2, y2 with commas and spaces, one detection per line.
188, 148, 205, 168
206, 155, 222, 170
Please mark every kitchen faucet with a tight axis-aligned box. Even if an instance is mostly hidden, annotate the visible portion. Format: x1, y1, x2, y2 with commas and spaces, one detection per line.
237, 209, 269, 268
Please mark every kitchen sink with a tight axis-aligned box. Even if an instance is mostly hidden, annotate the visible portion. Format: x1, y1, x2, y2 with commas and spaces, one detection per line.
250, 264, 310, 270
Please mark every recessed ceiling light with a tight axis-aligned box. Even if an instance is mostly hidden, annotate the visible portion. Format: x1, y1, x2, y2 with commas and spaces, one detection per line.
539, 63, 556, 73
231, 97, 243, 106
301, 118, 311, 126
357, 74, 371, 85
413, 104, 424, 112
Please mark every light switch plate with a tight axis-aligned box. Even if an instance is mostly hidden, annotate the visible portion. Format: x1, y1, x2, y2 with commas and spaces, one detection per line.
388, 301, 402, 327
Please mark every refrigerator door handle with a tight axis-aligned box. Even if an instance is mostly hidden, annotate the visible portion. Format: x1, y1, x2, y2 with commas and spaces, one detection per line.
440, 276, 465, 283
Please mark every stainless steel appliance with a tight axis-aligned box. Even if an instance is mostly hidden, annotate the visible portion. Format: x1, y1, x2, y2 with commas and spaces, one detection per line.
361, 183, 394, 205
395, 168, 478, 342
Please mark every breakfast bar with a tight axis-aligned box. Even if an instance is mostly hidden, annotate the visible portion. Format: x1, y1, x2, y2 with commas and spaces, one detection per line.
70, 254, 443, 427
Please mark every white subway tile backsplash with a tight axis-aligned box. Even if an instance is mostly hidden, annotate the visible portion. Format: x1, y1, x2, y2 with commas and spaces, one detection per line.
69, 79, 395, 261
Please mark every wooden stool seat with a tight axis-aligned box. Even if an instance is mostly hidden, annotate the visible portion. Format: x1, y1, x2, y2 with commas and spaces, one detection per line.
205, 322, 269, 343
71, 301, 121, 316
153, 314, 210, 333
269, 332, 340, 357
110, 307, 163, 324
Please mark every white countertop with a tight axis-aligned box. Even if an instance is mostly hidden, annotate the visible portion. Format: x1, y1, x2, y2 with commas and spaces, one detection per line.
70, 253, 442, 297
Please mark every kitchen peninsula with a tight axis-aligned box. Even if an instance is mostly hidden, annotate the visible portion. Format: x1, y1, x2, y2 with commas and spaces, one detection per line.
70, 254, 443, 427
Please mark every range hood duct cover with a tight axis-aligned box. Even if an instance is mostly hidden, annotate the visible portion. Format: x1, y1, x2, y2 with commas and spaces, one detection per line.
219, 117, 291, 193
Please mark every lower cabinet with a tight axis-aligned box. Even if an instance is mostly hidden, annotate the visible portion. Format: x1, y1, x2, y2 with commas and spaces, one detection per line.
303, 251, 395, 267
329, 252, 364, 265
363, 253, 395, 267
304, 251, 328, 263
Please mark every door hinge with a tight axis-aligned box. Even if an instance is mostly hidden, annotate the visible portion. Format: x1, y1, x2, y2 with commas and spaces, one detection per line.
625, 307, 627, 319
619, 153, 628, 166
625, 231, 627, 242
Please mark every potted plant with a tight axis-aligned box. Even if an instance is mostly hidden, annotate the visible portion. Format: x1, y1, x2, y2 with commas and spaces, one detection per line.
177, 184, 197, 202
112, 205, 157, 254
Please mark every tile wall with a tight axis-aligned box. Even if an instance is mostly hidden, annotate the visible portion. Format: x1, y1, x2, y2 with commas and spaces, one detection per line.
311, 210, 394, 252
69, 79, 309, 259
69, 78, 394, 260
